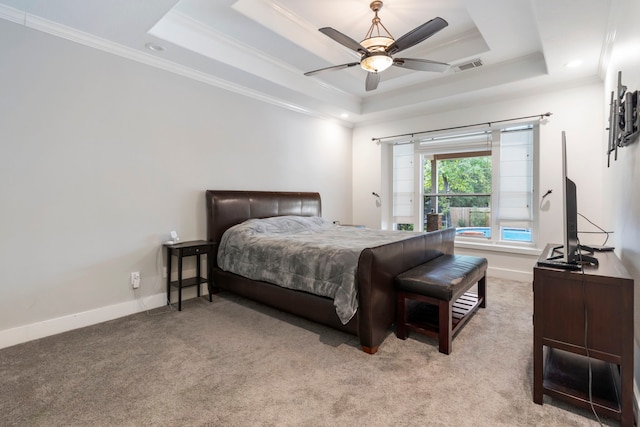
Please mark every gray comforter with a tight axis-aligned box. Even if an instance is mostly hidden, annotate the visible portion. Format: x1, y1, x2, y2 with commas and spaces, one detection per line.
217, 216, 419, 324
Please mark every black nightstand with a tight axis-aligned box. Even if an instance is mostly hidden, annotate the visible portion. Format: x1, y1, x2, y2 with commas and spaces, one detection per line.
164, 240, 214, 311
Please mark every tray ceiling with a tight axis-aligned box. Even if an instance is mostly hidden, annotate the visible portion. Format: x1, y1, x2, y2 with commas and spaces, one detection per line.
0, 0, 612, 124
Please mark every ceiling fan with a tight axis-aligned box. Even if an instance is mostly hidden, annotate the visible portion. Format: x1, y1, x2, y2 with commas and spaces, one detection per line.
304, 1, 449, 91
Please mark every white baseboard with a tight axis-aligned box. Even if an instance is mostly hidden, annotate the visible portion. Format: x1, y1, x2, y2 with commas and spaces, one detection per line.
0, 290, 197, 350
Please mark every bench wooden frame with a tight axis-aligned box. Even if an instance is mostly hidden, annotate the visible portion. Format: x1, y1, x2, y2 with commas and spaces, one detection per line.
396, 272, 486, 354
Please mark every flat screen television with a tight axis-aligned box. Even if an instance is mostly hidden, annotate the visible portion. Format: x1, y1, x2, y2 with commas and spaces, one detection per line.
545, 131, 598, 268
561, 131, 579, 264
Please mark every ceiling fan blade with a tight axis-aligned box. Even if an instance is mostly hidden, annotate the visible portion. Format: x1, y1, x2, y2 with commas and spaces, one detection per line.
365, 72, 380, 92
319, 27, 369, 54
386, 17, 448, 55
393, 58, 449, 72
304, 62, 360, 76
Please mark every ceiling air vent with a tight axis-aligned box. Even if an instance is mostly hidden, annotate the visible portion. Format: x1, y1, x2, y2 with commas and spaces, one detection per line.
452, 58, 484, 72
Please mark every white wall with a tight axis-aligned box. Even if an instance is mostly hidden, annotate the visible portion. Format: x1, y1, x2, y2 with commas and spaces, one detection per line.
603, 0, 640, 405
353, 80, 605, 280
0, 20, 353, 347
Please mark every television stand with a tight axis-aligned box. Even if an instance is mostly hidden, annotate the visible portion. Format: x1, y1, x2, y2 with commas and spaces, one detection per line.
533, 244, 634, 426
543, 244, 599, 267
546, 245, 564, 261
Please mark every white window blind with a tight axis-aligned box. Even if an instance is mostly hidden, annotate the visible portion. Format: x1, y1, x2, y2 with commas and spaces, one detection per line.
498, 127, 533, 227
417, 129, 492, 155
392, 143, 414, 220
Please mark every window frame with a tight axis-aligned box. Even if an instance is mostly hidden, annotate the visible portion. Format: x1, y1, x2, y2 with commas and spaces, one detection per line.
388, 122, 538, 247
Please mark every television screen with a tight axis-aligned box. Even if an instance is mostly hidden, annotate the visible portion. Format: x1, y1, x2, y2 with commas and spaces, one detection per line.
561, 132, 578, 263
545, 131, 597, 268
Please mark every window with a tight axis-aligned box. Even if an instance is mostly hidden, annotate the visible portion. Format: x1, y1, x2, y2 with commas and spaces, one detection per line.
424, 151, 492, 231
390, 124, 536, 244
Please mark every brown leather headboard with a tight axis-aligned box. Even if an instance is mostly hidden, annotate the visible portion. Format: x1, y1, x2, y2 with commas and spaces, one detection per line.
205, 190, 322, 243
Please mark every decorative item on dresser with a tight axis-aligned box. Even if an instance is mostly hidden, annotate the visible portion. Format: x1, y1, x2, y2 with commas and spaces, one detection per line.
205, 190, 456, 354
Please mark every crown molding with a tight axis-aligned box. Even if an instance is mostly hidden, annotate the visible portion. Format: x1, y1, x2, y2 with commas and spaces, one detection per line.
0, 3, 355, 127
0, 3, 23, 24
148, 8, 359, 112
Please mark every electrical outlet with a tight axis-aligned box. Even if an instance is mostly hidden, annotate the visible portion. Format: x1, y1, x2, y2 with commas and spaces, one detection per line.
162, 267, 167, 278
131, 272, 141, 289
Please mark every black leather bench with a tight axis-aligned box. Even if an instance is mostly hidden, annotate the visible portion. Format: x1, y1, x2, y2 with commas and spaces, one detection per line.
395, 254, 487, 354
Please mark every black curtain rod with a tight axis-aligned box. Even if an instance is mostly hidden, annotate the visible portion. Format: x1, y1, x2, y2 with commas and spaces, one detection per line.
372, 112, 553, 143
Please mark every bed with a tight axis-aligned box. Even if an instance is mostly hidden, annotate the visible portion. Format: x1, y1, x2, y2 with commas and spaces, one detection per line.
206, 190, 455, 354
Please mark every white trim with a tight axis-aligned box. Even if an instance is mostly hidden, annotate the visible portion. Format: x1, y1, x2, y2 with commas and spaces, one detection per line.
456, 240, 542, 257
0, 293, 163, 349
232, 0, 360, 65
148, 8, 358, 110
0, 3, 24, 24
0, 285, 211, 350
0, 4, 354, 128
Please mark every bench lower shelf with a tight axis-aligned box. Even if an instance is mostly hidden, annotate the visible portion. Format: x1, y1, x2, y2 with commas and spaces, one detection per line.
405, 291, 481, 337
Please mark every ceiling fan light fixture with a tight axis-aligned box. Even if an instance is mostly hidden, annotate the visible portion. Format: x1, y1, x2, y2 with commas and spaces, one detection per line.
304, 0, 449, 90
360, 36, 394, 52
359, 2, 394, 73
361, 53, 393, 73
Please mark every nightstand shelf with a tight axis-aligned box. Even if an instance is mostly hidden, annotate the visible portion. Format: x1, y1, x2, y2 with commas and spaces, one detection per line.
164, 240, 213, 311
169, 276, 207, 290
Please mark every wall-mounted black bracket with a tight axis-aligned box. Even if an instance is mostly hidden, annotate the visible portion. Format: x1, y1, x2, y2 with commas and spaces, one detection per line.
607, 71, 639, 167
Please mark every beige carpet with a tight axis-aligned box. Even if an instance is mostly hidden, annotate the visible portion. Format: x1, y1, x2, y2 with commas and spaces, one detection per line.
0, 277, 615, 426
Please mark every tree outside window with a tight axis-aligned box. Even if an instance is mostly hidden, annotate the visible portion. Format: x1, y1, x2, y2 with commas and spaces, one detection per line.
423, 152, 492, 233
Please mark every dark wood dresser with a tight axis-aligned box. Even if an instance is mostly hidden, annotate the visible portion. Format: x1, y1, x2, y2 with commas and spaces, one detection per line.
533, 243, 634, 426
